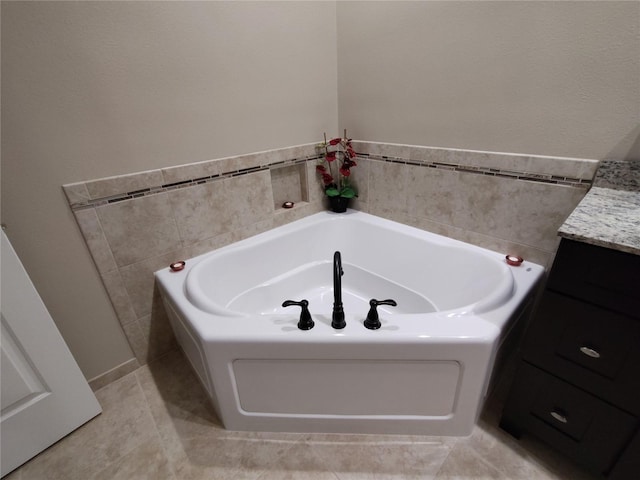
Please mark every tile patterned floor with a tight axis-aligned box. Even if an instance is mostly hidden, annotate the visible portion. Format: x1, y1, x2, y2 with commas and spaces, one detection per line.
5, 350, 601, 480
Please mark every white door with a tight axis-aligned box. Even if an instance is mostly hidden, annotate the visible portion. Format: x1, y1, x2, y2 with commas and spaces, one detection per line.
1, 230, 102, 477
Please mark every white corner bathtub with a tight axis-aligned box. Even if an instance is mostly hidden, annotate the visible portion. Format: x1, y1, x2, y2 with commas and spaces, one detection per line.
155, 210, 543, 435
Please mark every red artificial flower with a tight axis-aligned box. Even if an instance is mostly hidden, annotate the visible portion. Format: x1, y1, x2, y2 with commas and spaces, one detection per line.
339, 166, 351, 177
343, 159, 356, 168
325, 151, 337, 162
346, 146, 357, 158
329, 138, 342, 146
316, 165, 326, 173
321, 173, 334, 184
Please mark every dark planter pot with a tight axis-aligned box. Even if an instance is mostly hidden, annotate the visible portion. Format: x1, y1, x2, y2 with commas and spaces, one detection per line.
328, 196, 350, 213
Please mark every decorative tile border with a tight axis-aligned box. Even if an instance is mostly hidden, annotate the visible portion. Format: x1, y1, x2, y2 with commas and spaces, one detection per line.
67, 155, 322, 211
65, 141, 599, 212
352, 141, 598, 189
363, 154, 592, 188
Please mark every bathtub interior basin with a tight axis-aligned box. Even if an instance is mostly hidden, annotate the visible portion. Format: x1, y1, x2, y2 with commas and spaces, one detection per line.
184, 211, 516, 320
226, 261, 436, 315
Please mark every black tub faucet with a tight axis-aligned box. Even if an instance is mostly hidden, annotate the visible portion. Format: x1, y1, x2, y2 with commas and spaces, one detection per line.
282, 299, 314, 330
332, 251, 346, 329
364, 299, 397, 330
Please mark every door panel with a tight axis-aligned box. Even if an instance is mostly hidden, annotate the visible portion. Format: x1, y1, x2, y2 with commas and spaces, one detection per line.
1, 230, 102, 477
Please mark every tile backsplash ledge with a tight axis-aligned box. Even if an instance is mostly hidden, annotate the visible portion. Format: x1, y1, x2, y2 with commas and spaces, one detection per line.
64, 141, 597, 210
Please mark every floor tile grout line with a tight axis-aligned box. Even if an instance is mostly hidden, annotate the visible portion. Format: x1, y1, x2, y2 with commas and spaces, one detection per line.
95, 372, 165, 476
431, 441, 503, 480
131, 369, 180, 480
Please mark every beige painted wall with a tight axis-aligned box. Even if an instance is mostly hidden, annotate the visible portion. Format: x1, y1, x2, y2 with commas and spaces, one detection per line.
337, 1, 640, 160
1, 1, 338, 379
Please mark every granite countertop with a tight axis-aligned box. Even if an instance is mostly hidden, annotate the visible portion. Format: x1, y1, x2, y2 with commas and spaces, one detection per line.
558, 159, 640, 256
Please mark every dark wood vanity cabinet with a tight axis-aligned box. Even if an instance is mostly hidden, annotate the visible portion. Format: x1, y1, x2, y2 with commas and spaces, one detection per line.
500, 238, 640, 479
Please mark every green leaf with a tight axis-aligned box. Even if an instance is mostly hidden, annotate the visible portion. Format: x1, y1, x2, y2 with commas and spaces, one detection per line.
339, 187, 357, 198
325, 187, 340, 197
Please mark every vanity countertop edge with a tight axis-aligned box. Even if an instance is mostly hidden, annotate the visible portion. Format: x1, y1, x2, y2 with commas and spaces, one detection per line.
558, 159, 640, 256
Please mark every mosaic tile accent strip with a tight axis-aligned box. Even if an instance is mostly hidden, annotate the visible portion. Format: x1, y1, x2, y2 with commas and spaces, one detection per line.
68, 155, 322, 211
361, 153, 593, 188
66, 142, 599, 212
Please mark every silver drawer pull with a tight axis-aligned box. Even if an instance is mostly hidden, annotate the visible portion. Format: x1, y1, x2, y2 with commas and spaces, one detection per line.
579, 346, 601, 359
550, 411, 568, 423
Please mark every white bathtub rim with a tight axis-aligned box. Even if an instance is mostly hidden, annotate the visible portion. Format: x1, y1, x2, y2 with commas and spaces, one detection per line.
179, 210, 523, 319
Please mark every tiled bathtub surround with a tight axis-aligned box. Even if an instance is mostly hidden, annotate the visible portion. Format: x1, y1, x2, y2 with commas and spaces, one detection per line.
63, 141, 598, 374
64, 143, 327, 369
351, 141, 598, 266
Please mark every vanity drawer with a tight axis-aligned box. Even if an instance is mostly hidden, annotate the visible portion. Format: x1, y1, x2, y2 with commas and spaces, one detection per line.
501, 363, 637, 475
548, 239, 640, 319
522, 292, 640, 414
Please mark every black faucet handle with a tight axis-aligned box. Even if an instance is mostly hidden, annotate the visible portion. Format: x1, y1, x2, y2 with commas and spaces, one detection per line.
364, 298, 397, 330
282, 299, 315, 330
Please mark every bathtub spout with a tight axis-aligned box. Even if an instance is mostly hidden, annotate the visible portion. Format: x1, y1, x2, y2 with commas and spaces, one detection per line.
332, 251, 346, 329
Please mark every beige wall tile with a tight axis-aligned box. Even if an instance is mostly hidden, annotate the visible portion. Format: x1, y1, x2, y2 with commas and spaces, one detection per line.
272, 202, 324, 228
100, 269, 138, 326
167, 182, 229, 244
271, 165, 304, 208
288, 143, 321, 160
350, 141, 377, 156
307, 161, 327, 205
409, 216, 554, 267
121, 321, 148, 365
62, 182, 91, 207
405, 165, 587, 253
120, 250, 187, 318
96, 193, 182, 267
138, 311, 176, 364
161, 160, 220, 185
215, 153, 263, 174
86, 170, 164, 199
352, 141, 599, 181
170, 171, 274, 245
226, 171, 275, 228
141, 286, 178, 361
73, 208, 118, 274
351, 156, 369, 204
228, 217, 278, 244
480, 180, 584, 252
183, 231, 236, 260
369, 159, 408, 213
405, 166, 461, 226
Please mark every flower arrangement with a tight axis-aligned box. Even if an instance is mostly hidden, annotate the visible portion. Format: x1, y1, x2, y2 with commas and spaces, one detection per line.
316, 130, 358, 200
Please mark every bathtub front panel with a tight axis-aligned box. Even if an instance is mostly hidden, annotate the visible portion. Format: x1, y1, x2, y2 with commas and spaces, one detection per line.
232, 359, 460, 416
